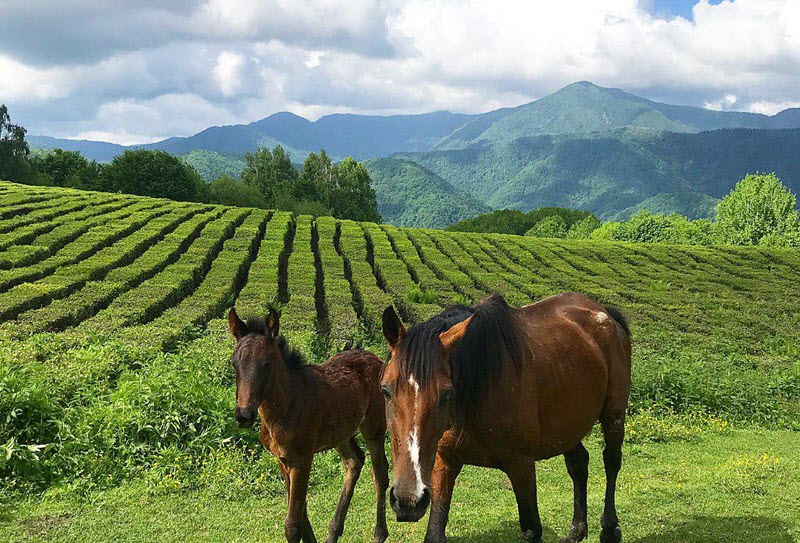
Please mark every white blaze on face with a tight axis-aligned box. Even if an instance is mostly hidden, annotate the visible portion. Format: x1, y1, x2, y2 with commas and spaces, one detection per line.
407, 375, 425, 499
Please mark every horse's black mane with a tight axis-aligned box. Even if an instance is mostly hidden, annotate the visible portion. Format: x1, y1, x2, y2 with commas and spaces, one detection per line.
397, 293, 523, 419
244, 316, 306, 369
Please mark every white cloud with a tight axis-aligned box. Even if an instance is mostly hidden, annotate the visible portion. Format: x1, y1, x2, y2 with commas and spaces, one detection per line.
2, 0, 800, 141
748, 100, 800, 116
213, 51, 246, 96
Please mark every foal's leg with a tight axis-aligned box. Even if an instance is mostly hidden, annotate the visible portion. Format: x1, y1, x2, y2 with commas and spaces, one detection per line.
505, 456, 543, 543
280, 461, 316, 543
324, 436, 365, 543
364, 433, 390, 543
560, 443, 589, 543
285, 458, 316, 543
599, 411, 625, 543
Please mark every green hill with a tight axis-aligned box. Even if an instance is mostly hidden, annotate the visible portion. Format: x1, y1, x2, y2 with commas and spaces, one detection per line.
393, 127, 800, 219
364, 157, 488, 228
435, 81, 800, 149
1, 181, 799, 540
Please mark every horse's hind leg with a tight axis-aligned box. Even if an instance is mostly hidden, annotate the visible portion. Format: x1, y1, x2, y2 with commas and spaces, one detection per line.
324, 436, 365, 543
560, 443, 589, 543
364, 431, 389, 543
504, 456, 542, 543
599, 410, 625, 543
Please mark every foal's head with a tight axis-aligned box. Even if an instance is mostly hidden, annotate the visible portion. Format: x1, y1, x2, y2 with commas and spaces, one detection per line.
228, 307, 284, 428
379, 305, 473, 522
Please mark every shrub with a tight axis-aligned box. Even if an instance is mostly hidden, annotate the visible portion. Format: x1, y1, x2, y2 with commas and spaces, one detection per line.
526, 215, 568, 238
406, 284, 437, 304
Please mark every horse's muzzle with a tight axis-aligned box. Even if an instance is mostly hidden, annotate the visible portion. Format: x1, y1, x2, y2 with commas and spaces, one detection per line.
389, 486, 430, 522
235, 406, 256, 428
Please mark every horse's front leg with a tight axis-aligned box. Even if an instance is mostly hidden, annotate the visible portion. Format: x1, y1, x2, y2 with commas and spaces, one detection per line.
285, 457, 316, 543
504, 456, 542, 543
424, 453, 463, 543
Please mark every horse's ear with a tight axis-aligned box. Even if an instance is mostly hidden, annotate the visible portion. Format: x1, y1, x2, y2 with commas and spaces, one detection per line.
228, 308, 247, 339
439, 315, 473, 354
266, 307, 280, 338
382, 306, 405, 348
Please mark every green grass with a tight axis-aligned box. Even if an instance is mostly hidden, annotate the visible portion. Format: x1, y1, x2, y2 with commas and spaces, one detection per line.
2, 431, 798, 542
0, 181, 798, 541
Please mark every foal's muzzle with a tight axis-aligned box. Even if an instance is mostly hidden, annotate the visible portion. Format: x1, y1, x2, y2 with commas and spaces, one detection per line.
389, 486, 430, 522
235, 406, 257, 428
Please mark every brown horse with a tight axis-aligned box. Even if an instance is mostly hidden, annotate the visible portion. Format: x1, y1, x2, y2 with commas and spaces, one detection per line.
380, 293, 631, 543
229, 307, 389, 543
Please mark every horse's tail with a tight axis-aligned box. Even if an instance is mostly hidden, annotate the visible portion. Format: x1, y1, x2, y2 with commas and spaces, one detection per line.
604, 305, 630, 338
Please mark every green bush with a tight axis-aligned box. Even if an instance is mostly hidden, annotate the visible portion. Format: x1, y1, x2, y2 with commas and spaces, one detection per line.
526, 215, 568, 238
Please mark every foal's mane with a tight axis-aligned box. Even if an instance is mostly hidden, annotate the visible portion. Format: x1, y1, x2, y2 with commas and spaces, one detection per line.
244, 316, 306, 369
397, 293, 523, 419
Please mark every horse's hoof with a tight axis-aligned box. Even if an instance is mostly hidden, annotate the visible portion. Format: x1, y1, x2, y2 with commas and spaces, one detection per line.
522, 530, 542, 543
372, 529, 389, 543
600, 527, 622, 543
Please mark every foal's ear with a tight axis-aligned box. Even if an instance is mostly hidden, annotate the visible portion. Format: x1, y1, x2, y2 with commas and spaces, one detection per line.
266, 307, 280, 338
228, 308, 248, 339
439, 315, 473, 353
382, 306, 405, 348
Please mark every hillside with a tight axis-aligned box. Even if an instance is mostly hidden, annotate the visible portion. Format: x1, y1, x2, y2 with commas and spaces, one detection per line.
364, 157, 488, 228
392, 127, 800, 219
434, 81, 800, 149
2, 181, 799, 541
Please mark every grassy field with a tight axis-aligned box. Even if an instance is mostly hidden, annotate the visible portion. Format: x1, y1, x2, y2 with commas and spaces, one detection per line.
0, 181, 798, 541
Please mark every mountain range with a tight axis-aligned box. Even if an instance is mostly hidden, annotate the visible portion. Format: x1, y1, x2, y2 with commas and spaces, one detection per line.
29, 81, 800, 227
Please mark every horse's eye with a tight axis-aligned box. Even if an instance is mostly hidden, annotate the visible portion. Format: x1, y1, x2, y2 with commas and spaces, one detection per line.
380, 385, 392, 400
231, 358, 238, 369
439, 389, 454, 405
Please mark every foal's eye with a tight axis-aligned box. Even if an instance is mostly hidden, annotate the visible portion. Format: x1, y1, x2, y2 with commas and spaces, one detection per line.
380, 385, 392, 400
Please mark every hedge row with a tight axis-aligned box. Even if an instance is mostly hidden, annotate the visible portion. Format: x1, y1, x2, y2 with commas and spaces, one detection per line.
0, 192, 53, 219
0, 194, 129, 251
316, 216, 359, 345
0, 205, 196, 322
434, 231, 532, 307
78, 208, 250, 334
336, 219, 393, 332
281, 216, 319, 350
0, 195, 90, 234
361, 222, 441, 322
234, 211, 293, 319
380, 224, 455, 305
13, 209, 225, 335
121, 210, 269, 350
404, 230, 485, 304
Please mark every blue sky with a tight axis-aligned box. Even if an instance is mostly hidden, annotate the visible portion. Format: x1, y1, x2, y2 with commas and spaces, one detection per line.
1, 0, 798, 144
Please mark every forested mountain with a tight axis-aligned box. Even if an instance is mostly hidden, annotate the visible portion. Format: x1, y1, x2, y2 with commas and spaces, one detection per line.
363, 157, 488, 228
434, 81, 800, 150
393, 127, 800, 219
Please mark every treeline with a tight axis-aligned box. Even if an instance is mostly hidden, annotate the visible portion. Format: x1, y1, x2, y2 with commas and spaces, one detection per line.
447, 207, 598, 236
0, 105, 380, 222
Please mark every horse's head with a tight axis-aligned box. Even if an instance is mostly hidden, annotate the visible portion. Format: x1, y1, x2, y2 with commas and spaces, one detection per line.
380, 306, 472, 522
228, 307, 282, 428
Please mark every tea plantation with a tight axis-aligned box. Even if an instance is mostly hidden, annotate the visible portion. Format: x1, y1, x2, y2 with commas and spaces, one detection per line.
0, 181, 798, 542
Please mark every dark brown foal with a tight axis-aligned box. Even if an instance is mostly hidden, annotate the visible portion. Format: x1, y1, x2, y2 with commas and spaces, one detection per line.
380, 293, 631, 543
229, 307, 389, 543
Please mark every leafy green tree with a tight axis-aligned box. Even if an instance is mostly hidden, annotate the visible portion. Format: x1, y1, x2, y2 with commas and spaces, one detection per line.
716, 173, 799, 245
566, 215, 601, 239
611, 211, 672, 243
525, 215, 568, 238
328, 158, 381, 222
0, 104, 31, 182
447, 207, 596, 235
205, 175, 267, 208
98, 149, 204, 201
29, 149, 101, 188
297, 150, 333, 202
241, 145, 298, 206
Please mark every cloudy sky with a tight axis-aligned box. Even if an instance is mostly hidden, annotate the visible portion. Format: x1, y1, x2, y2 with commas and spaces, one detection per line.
1, 0, 799, 144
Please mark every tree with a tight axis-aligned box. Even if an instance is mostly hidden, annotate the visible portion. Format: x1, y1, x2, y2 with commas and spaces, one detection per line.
0, 104, 31, 182
205, 175, 267, 208
29, 148, 101, 188
98, 149, 204, 201
716, 173, 799, 245
566, 215, 601, 239
525, 215, 568, 238
328, 158, 381, 222
297, 150, 333, 203
241, 145, 298, 206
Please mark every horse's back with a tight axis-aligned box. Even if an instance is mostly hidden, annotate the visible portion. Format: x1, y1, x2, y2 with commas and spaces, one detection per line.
515, 293, 631, 458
